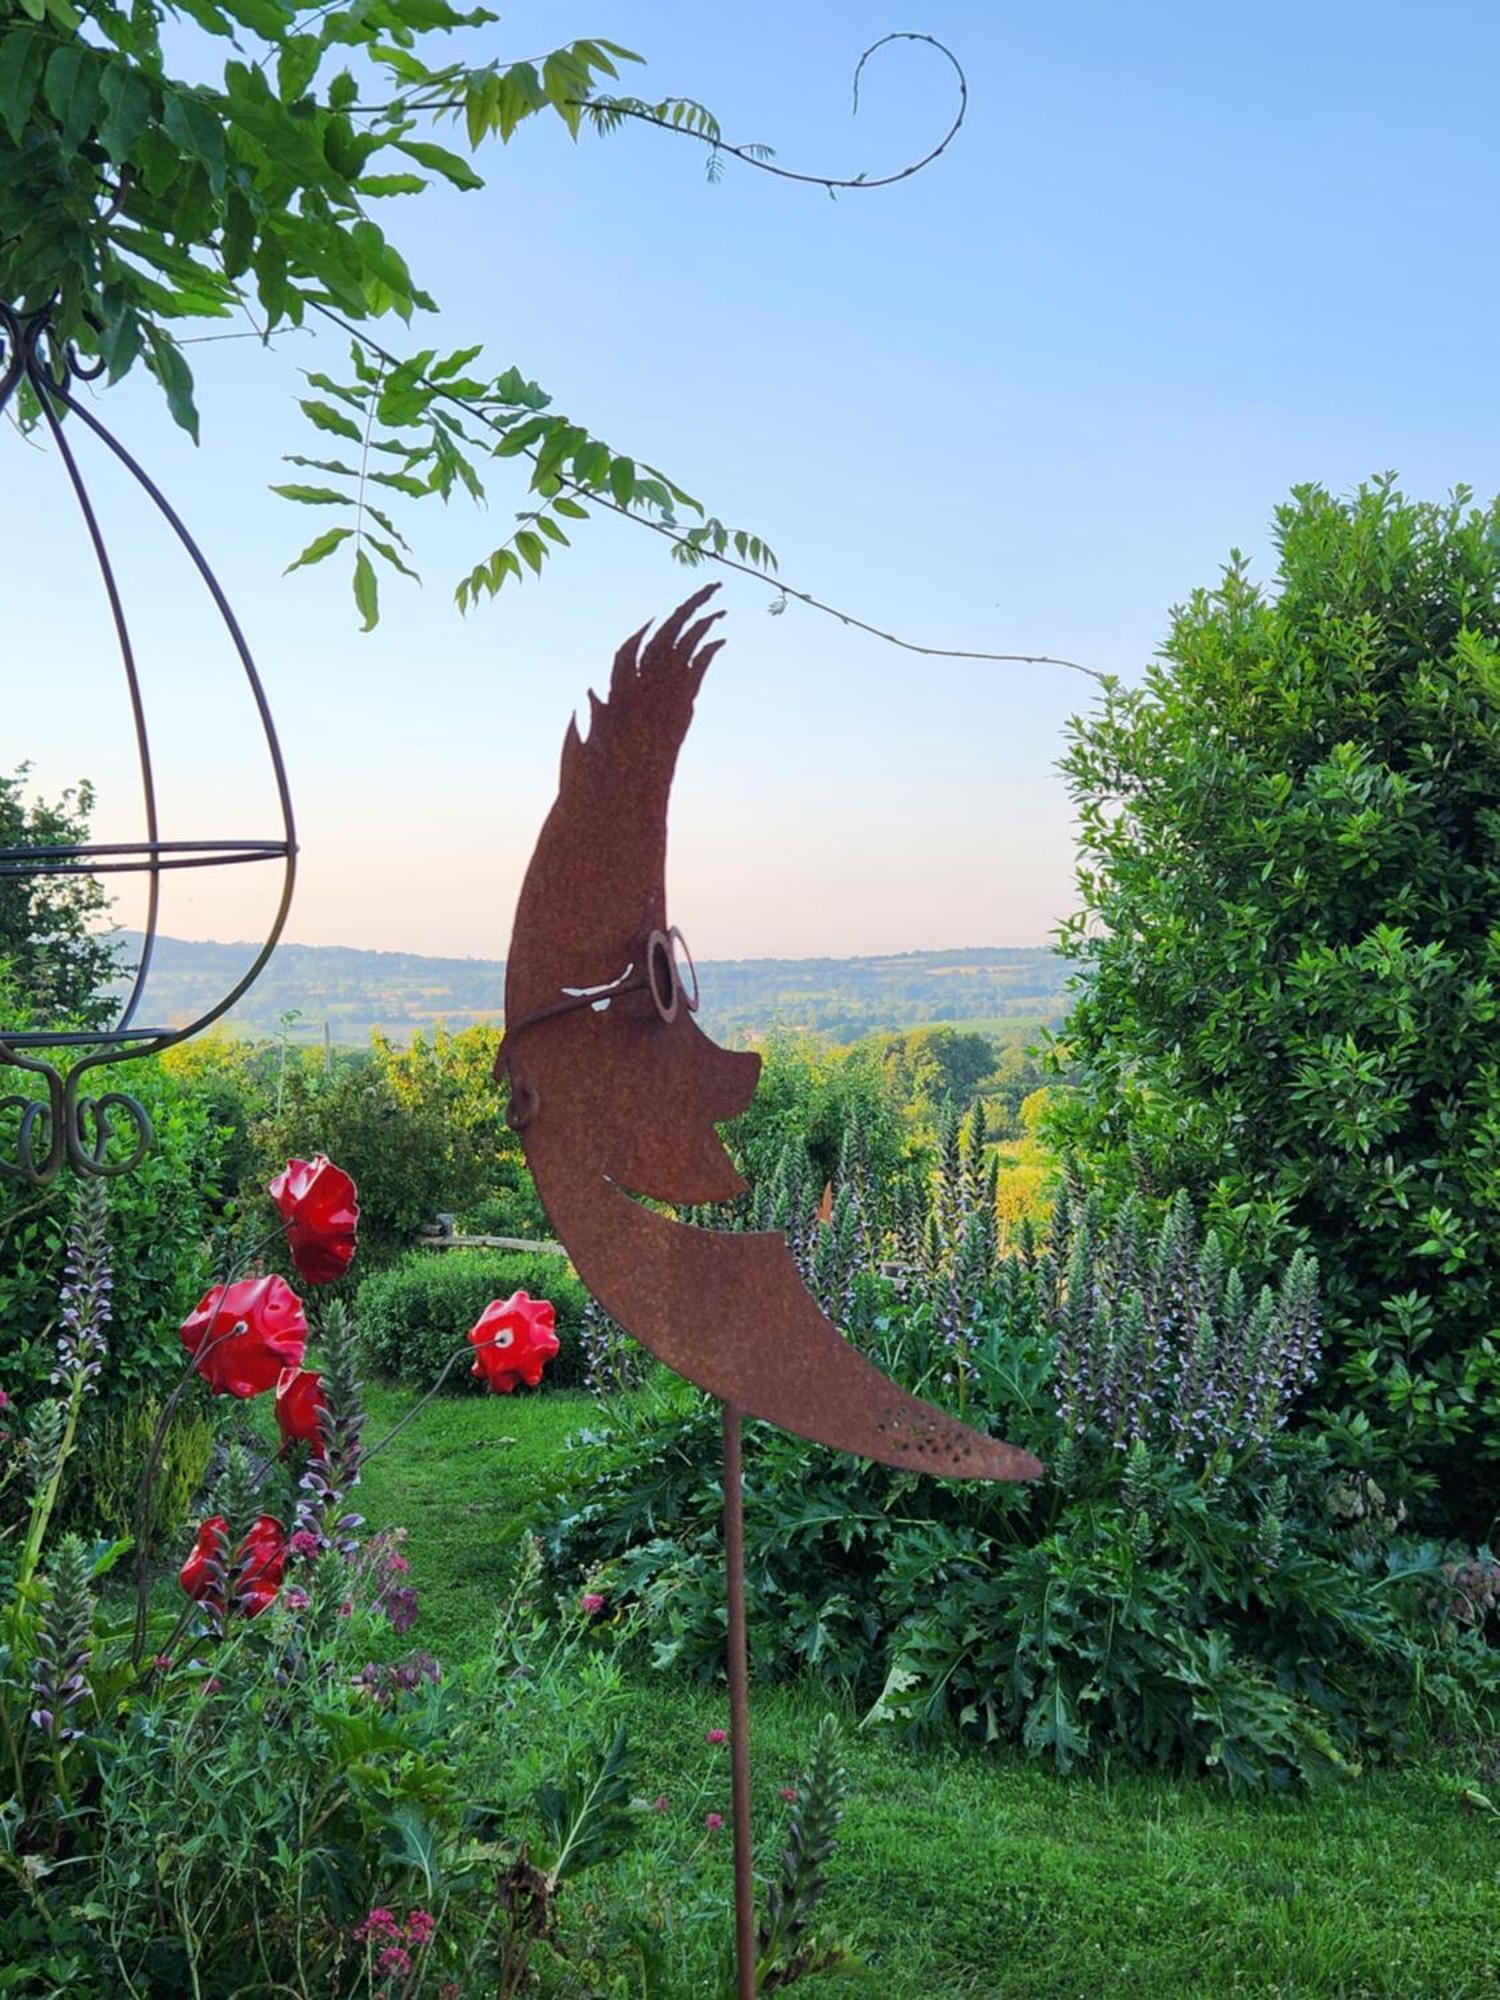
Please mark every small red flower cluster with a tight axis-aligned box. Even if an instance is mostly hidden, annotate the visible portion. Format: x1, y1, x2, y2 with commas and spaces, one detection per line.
176, 1158, 357, 1618
180, 1513, 287, 1618
269, 1156, 360, 1285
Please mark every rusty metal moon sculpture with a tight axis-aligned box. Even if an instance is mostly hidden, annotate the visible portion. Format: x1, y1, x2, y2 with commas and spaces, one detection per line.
499, 584, 1042, 1486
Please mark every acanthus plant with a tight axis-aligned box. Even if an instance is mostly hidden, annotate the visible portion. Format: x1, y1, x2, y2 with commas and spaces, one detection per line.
1039, 1186, 1322, 1483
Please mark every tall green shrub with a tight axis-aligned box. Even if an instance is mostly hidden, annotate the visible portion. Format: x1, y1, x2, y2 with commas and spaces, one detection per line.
1050, 479, 1500, 1528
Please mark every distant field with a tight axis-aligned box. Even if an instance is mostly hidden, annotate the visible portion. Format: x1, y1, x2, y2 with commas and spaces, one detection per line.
110, 934, 1073, 1047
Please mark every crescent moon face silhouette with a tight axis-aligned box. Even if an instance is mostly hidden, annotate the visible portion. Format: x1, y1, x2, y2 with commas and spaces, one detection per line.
500, 586, 1042, 1484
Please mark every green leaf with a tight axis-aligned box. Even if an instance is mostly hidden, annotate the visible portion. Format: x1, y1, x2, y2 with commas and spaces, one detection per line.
162, 87, 227, 196
608, 455, 636, 508
270, 484, 352, 505
430, 343, 485, 380
356, 173, 427, 197
43, 43, 98, 153
394, 137, 483, 190
515, 529, 546, 575
276, 33, 320, 103
352, 546, 379, 630
538, 1728, 635, 1883
492, 415, 551, 460
299, 397, 363, 443
367, 534, 419, 581
0, 28, 47, 146
97, 61, 152, 160
170, 0, 232, 35
144, 328, 198, 441
284, 525, 354, 573
217, 0, 291, 38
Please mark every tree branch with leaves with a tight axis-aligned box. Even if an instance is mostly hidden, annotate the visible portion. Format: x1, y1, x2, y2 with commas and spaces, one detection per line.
0, 0, 1099, 674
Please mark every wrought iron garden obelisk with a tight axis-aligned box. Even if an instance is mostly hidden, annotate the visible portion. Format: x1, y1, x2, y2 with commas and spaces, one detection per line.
0, 302, 295, 1184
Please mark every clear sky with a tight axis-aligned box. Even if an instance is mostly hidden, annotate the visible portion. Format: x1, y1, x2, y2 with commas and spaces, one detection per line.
9, 0, 1500, 982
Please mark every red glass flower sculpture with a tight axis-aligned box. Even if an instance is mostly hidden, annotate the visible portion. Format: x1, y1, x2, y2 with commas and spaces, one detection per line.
180, 1274, 307, 1398
467, 1290, 559, 1393
179, 1513, 287, 1617
269, 1155, 360, 1285
275, 1366, 327, 1452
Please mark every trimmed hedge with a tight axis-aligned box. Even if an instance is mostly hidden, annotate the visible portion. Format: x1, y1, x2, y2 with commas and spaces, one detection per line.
355, 1248, 589, 1391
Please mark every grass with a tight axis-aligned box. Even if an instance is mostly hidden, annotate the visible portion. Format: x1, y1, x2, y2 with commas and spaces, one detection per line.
352, 1381, 1500, 1999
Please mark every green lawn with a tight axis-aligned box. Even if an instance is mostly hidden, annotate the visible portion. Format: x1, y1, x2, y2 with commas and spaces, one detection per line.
355, 1383, 1500, 2000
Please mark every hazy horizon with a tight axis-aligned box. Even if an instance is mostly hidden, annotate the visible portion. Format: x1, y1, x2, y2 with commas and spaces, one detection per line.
114, 927, 1066, 966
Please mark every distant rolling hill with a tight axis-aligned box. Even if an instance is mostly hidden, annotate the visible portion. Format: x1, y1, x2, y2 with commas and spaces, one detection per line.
110, 935, 1073, 1048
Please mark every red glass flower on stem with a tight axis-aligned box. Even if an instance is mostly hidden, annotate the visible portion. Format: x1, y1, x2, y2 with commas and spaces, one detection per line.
269, 1156, 360, 1285
180, 1275, 307, 1398
180, 1513, 287, 1617
467, 1290, 559, 1393
275, 1365, 327, 1452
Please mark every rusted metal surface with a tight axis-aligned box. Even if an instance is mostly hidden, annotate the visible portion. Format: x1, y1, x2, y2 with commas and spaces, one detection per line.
721, 1404, 757, 2000
499, 583, 1042, 1482
499, 587, 1045, 1994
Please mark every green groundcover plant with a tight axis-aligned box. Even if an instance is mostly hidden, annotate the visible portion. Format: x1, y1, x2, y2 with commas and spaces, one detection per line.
1049, 479, 1500, 1531
548, 1125, 1500, 1793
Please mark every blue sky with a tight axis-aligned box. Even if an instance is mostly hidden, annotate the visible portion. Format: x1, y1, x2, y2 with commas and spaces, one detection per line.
9, 0, 1500, 974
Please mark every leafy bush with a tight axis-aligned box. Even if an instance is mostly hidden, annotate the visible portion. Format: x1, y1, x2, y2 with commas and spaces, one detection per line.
0, 1057, 230, 1533
0, 1200, 850, 1999
242, 1025, 539, 1275
358, 1249, 590, 1390
547, 1181, 1500, 1790
1050, 479, 1500, 1530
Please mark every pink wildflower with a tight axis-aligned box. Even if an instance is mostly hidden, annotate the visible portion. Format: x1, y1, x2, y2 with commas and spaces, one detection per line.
705, 1728, 728, 1746
653, 1795, 670, 1813
405, 1908, 435, 1944
152, 1653, 173, 1673
779, 1787, 798, 1803
353, 1908, 400, 1943
376, 1943, 412, 1978
580, 1591, 605, 1617
288, 1529, 321, 1560
705, 1812, 725, 1831
282, 1587, 310, 1612
338, 1596, 354, 1618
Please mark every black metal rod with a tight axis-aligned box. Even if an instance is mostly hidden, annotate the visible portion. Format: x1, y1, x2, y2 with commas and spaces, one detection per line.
0, 838, 290, 861
722, 1401, 756, 2000
51, 379, 299, 1064
32, 351, 161, 1036
0, 847, 290, 877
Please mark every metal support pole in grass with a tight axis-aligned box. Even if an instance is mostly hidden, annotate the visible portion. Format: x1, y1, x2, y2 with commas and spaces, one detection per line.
0, 301, 296, 1184
496, 586, 1045, 1994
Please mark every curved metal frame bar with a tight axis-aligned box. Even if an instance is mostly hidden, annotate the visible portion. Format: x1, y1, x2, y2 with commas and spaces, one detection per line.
0, 302, 297, 1183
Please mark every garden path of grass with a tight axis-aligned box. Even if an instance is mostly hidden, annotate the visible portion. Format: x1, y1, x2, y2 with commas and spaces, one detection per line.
357, 1383, 1500, 2000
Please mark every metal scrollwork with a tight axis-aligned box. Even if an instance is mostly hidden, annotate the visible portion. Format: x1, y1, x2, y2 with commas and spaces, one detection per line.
0, 298, 297, 1185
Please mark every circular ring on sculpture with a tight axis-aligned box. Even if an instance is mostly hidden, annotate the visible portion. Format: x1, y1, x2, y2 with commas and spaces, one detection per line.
668, 927, 700, 1015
